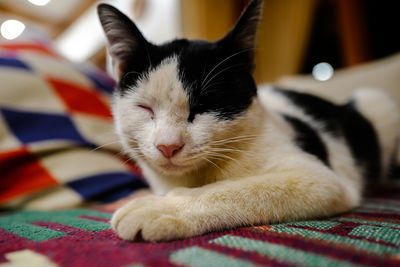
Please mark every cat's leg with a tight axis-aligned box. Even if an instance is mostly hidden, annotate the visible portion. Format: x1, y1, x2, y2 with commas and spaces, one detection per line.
111, 160, 360, 241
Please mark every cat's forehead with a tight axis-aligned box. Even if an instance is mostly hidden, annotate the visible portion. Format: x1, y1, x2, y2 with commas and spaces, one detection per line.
140, 56, 188, 110
123, 56, 189, 122
119, 39, 214, 92
166, 39, 216, 55
123, 39, 218, 102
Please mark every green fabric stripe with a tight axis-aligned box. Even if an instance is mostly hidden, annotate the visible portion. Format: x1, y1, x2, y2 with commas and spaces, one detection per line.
211, 235, 364, 267
45, 217, 109, 231
76, 209, 113, 219
0, 209, 111, 241
349, 225, 400, 245
0, 223, 66, 241
270, 224, 400, 255
283, 221, 339, 230
0, 210, 111, 227
170, 247, 258, 267
335, 218, 400, 229
0, 210, 111, 222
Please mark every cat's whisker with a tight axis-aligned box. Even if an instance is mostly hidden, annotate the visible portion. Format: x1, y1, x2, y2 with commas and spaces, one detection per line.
199, 81, 231, 95
115, 150, 129, 158
121, 70, 142, 83
201, 150, 244, 167
203, 155, 230, 164
183, 149, 239, 170
117, 134, 140, 144
125, 70, 142, 76
211, 139, 261, 148
201, 157, 226, 175
119, 142, 142, 154
211, 133, 265, 142
210, 147, 247, 154
121, 155, 137, 166
187, 151, 230, 163
215, 149, 257, 159
213, 135, 267, 144
209, 136, 262, 146
120, 147, 146, 164
212, 145, 240, 152
124, 146, 141, 153
209, 152, 244, 165
210, 139, 255, 146
200, 48, 254, 88
89, 140, 122, 153
200, 63, 207, 84
145, 47, 152, 69
202, 63, 247, 91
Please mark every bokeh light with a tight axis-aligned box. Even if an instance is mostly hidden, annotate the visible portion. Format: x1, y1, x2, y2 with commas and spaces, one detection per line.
312, 62, 334, 81
0, 20, 26, 40
27, 0, 52, 6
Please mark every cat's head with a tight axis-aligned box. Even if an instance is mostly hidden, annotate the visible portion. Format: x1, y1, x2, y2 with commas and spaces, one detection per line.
98, 0, 263, 175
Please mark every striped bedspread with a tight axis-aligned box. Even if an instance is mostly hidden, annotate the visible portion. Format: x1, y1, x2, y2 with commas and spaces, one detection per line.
1, 190, 400, 267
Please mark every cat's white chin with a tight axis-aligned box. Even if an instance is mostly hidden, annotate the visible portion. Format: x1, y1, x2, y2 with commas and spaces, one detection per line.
154, 159, 200, 174
160, 162, 188, 171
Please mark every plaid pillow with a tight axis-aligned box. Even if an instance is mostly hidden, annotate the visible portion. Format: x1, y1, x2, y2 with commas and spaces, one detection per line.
0, 40, 146, 210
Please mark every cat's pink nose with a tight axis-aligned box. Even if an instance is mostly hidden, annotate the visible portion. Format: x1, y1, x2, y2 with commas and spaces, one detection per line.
157, 143, 184, 158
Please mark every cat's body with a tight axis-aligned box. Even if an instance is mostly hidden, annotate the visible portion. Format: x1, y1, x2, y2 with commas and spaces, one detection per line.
98, 0, 400, 241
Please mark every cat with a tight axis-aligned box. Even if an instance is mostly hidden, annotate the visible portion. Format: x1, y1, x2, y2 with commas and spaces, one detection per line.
97, 0, 400, 242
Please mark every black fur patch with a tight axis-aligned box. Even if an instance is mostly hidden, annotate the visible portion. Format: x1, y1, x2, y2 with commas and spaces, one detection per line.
283, 115, 330, 166
342, 101, 381, 181
177, 41, 257, 122
98, 1, 261, 122
276, 88, 381, 181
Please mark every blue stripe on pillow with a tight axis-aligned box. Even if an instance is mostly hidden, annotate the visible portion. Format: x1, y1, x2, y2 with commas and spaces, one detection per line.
67, 172, 147, 202
0, 57, 31, 71
0, 107, 88, 144
77, 66, 115, 94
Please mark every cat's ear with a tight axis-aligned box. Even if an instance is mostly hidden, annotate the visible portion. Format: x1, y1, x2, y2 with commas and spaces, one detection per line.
219, 0, 263, 67
97, 4, 149, 79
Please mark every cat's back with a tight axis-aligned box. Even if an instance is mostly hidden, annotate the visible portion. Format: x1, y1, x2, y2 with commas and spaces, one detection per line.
257, 85, 399, 182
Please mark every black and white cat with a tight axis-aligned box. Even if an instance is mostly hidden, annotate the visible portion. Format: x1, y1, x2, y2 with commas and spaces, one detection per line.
98, 0, 399, 241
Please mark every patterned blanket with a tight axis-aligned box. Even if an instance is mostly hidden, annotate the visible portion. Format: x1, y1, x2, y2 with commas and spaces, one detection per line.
1, 39, 400, 267
1, 190, 400, 266
0, 40, 145, 210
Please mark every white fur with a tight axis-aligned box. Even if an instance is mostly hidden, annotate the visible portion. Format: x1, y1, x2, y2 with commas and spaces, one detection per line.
258, 85, 363, 194
111, 64, 399, 241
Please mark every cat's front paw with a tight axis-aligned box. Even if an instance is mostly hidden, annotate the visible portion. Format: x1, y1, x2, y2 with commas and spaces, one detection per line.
110, 195, 197, 241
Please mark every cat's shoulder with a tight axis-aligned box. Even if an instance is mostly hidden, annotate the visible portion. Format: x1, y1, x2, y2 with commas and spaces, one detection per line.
257, 84, 339, 118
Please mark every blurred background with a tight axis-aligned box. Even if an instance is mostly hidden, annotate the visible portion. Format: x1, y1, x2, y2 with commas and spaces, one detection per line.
0, 0, 399, 84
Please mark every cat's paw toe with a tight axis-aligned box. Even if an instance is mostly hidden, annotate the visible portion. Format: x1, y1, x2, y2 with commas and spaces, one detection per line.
110, 196, 195, 241
112, 209, 146, 241
140, 215, 192, 241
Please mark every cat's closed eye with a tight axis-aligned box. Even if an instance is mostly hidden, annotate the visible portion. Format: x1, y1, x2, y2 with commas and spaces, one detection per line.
137, 105, 155, 120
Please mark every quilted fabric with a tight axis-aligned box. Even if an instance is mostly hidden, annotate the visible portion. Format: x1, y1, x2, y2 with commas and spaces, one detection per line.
1, 190, 400, 266
0, 40, 146, 209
